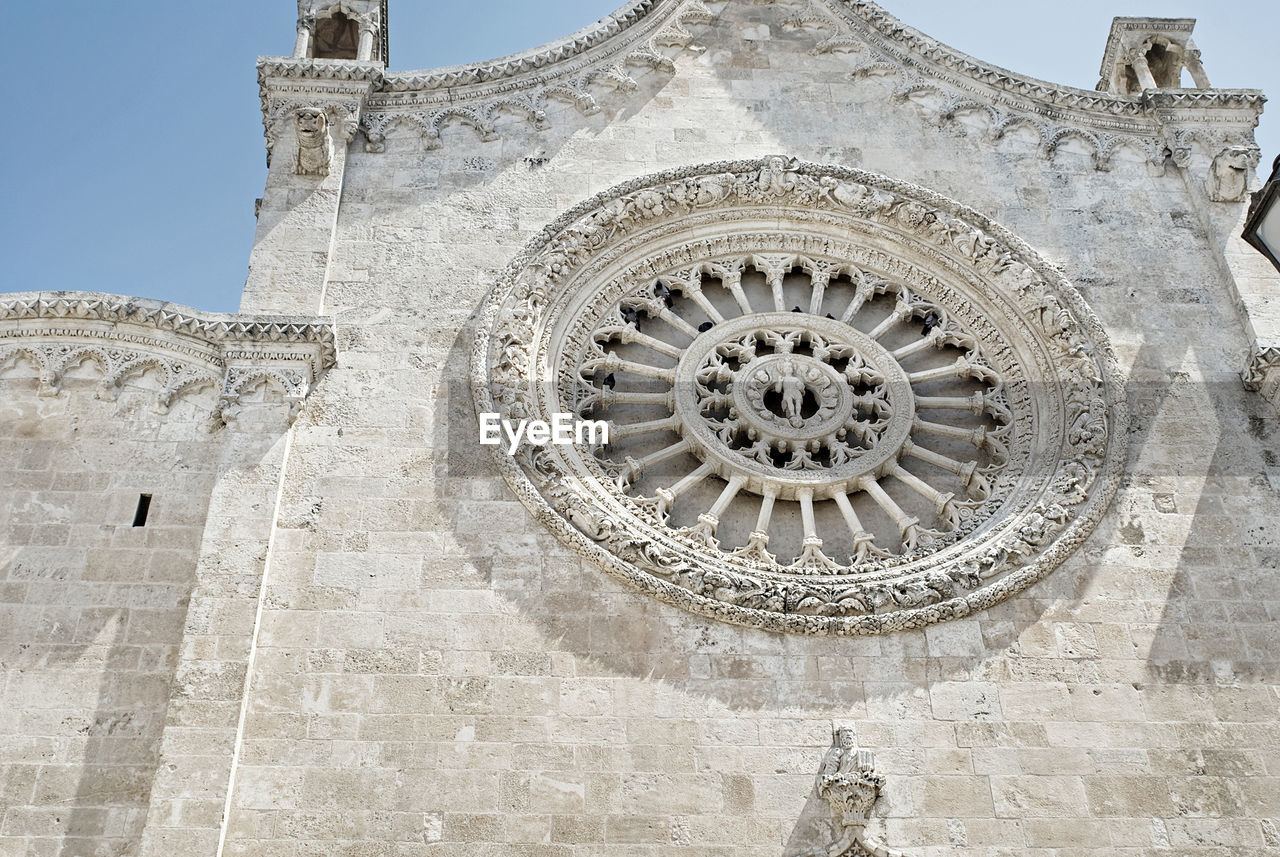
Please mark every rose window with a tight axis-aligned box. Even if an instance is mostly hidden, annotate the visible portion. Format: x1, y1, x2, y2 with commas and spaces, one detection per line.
474, 158, 1125, 634
580, 266, 1012, 573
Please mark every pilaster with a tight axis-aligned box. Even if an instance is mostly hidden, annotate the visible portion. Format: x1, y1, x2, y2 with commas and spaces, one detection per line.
240, 60, 381, 315
136, 424, 296, 857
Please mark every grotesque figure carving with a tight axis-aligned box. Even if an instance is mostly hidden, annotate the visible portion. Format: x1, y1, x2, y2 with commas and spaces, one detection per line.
295, 107, 333, 177
1209, 146, 1258, 203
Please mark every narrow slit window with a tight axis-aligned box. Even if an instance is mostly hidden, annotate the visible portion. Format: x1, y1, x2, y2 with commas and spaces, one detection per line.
132, 494, 152, 527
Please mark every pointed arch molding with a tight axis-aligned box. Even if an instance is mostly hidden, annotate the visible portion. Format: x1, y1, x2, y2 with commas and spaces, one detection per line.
472, 157, 1127, 635
0, 293, 336, 426
257, 0, 1261, 169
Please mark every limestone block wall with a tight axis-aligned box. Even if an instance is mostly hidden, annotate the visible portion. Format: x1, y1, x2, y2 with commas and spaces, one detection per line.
0, 3, 1274, 856
0, 369, 224, 857
0, 295, 334, 857
208, 4, 1280, 856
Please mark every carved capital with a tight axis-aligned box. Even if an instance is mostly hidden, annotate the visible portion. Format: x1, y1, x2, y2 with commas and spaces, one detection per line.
818, 768, 884, 829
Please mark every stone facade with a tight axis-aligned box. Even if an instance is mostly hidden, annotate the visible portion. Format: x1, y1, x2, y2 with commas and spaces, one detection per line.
2, 2, 1279, 856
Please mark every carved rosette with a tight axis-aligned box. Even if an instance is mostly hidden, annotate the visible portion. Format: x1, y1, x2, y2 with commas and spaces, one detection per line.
472, 157, 1126, 634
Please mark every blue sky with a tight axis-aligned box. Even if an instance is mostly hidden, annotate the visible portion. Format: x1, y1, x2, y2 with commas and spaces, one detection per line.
1, 1, 1275, 314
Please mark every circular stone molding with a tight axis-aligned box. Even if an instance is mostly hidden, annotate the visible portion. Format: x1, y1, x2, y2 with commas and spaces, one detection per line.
472, 156, 1127, 635
672, 312, 916, 501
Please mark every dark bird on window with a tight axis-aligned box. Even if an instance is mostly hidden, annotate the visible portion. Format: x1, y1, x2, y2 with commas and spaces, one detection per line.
697, 321, 714, 333
620, 306, 639, 326
654, 282, 673, 307
825, 313, 835, 320
603, 373, 616, 389
921, 310, 941, 336
791, 305, 802, 313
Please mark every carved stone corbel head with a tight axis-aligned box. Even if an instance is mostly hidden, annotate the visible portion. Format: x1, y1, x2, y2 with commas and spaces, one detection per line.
1209, 145, 1261, 203
294, 107, 333, 177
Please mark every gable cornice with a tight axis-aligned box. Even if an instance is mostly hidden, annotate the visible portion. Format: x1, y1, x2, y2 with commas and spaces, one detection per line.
379, 0, 666, 91
255, 0, 1264, 171
783, 0, 1263, 175
356, 0, 715, 150
814, 0, 1262, 122
0, 292, 337, 426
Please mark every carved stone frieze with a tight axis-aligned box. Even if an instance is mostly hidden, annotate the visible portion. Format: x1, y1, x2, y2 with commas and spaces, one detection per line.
472, 157, 1127, 635
782, 0, 1264, 177
254, 0, 1262, 179
257, 58, 381, 158
0, 293, 336, 427
356, 0, 717, 152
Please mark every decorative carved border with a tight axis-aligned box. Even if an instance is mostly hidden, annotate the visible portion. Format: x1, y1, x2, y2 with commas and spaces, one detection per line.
471, 157, 1128, 635
381, 0, 665, 90
257, 61, 381, 155
808, 1, 1263, 115
782, 0, 1263, 174
0, 293, 336, 426
356, 0, 715, 152
254, 0, 1263, 172
257, 0, 705, 155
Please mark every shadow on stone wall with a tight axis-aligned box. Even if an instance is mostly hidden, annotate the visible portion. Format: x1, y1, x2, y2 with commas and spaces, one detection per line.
0, 388, 206, 856
436, 307, 1076, 720
0, 379, 292, 856
1120, 335, 1280, 687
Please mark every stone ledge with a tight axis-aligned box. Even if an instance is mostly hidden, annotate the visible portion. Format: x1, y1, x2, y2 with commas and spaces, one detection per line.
0, 291, 337, 426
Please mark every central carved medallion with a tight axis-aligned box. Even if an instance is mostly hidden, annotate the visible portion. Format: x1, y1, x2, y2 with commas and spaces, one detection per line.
473, 157, 1126, 634
677, 313, 913, 492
